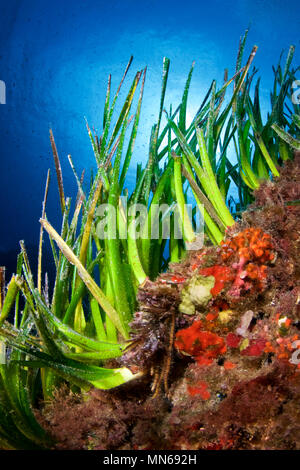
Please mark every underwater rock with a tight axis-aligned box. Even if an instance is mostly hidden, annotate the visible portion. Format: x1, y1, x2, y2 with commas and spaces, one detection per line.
40, 154, 300, 450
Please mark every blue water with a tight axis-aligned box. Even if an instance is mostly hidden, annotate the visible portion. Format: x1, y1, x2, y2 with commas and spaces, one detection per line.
0, 0, 299, 279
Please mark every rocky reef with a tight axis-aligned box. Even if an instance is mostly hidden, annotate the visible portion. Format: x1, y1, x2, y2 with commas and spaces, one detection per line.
38, 154, 300, 450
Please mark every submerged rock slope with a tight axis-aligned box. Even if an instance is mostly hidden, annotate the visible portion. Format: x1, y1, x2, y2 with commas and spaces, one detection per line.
40, 154, 300, 450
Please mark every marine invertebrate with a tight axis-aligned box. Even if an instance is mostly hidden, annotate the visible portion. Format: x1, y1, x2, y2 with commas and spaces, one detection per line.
220, 227, 275, 264
187, 380, 211, 400
198, 265, 234, 296
220, 228, 275, 297
179, 275, 215, 315
174, 320, 226, 366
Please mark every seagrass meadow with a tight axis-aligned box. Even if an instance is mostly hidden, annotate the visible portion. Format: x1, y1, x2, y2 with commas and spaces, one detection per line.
0, 31, 300, 450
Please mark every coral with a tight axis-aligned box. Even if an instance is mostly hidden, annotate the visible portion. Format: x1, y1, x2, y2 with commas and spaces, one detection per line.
218, 227, 275, 297
220, 227, 275, 264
